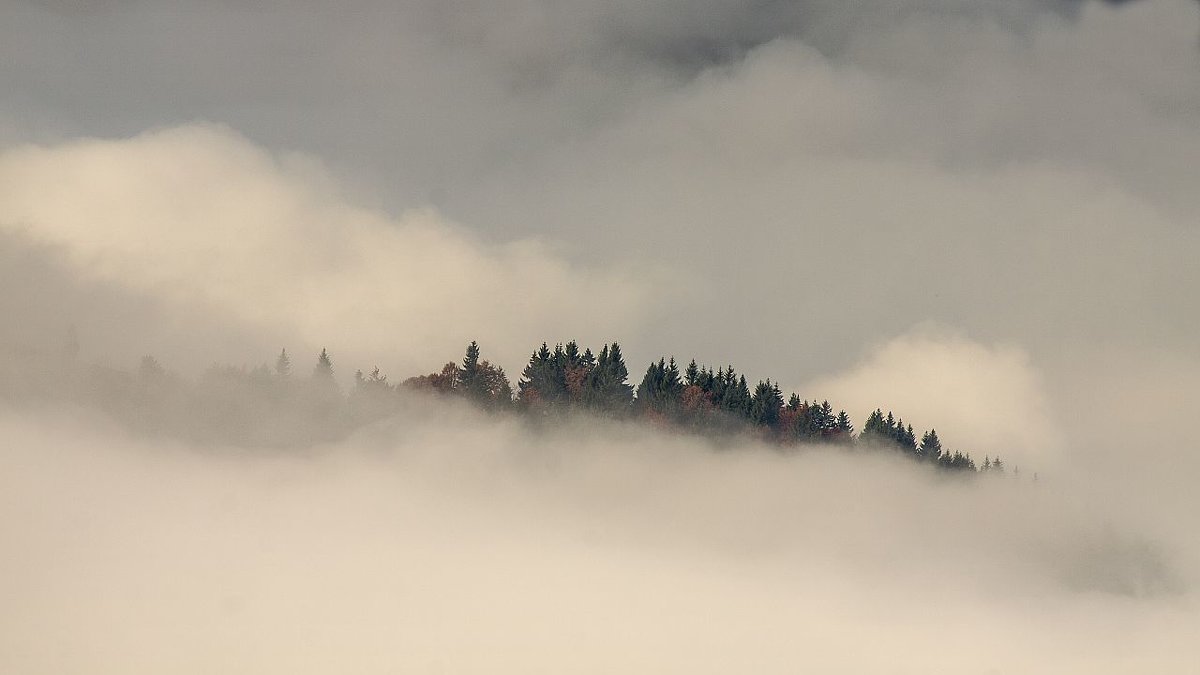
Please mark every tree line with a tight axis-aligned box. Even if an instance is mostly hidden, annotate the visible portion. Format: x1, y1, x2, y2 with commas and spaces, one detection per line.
383, 339, 1000, 473
29, 331, 1010, 472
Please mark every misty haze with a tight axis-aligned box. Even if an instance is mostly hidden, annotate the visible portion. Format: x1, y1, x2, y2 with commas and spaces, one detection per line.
2, 0, 1199, 672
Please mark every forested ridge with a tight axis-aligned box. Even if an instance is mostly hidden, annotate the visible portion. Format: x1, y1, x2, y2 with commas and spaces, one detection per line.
403, 340, 996, 473
6, 337, 1016, 474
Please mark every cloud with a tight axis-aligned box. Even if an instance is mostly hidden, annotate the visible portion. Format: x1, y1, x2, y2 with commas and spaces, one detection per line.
456, 0, 1200, 383
0, 125, 656, 377
1, 401, 1195, 673
803, 326, 1064, 470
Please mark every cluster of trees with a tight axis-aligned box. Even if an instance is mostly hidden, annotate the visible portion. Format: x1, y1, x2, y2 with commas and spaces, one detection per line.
13, 328, 1005, 472
391, 339, 999, 473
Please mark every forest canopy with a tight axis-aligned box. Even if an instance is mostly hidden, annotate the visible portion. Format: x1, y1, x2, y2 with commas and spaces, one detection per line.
7, 335, 1013, 475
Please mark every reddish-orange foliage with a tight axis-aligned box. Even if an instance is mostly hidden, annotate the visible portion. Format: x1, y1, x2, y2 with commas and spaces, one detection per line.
521, 387, 543, 406
564, 365, 590, 401
641, 407, 671, 429
403, 362, 460, 393
681, 385, 713, 413
778, 408, 799, 433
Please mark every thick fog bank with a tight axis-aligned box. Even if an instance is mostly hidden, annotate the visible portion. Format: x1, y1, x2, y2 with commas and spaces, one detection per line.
1, 404, 1196, 673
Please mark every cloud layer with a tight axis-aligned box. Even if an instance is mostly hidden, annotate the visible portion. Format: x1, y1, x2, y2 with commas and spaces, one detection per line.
1, 401, 1195, 673
0, 125, 654, 376
2, 0, 1198, 384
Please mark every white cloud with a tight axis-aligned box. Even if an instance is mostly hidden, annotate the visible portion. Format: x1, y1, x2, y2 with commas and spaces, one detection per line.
0, 125, 656, 376
0, 404, 1194, 673
804, 326, 1064, 469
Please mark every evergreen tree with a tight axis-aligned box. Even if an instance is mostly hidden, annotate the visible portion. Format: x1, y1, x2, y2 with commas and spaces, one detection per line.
894, 421, 917, 455
458, 341, 490, 403
519, 343, 566, 406
750, 379, 784, 427
313, 348, 334, 381
583, 343, 633, 414
860, 409, 891, 446
818, 400, 836, 439
636, 357, 684, 416
787, 393, 802, 412
918, 429, 942, 462
721, 374, 751, 417
275, 348, 292, 378
834, 410, 854, 439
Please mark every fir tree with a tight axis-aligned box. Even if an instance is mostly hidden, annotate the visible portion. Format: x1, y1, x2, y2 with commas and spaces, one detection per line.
918, 429, 942, 462
275, 348, 292, 378
313, 348, 334, 381
750, 379, 784, 427
458, 341, 490, 403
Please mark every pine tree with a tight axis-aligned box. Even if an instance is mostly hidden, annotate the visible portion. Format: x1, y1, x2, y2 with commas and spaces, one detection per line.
834, 410, 854, 439
894, 421, 917, 455
918, 429, 942, 462
750, 379, 783, 427
818, 400, 835, 439
519, 343, 566, 406
860, 409, 890, 446
583, 343, 634, 414
787, 393, 802, 412
458, 341, 490, 403
275, 348, 292, 378
635, 357, 684, 416
313, 348, 334, 381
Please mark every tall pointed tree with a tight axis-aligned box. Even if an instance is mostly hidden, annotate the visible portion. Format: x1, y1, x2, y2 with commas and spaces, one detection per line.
275, 348, 292, 378
918, 429, 942, 462
458, 341, 490, 403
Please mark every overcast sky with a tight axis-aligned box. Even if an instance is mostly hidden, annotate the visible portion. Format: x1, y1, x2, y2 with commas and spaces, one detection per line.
5, 3, 1200, 671
2, 0, 1198, 445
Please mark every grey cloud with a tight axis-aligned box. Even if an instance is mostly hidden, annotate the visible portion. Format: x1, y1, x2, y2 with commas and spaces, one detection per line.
2, 1, 1197, 383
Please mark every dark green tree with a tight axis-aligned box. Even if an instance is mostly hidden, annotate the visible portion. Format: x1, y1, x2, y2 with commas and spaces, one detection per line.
458, 341, 490, 403
636, 357, 684, 416
750, 379, 784, 427
918, 429, 942, 462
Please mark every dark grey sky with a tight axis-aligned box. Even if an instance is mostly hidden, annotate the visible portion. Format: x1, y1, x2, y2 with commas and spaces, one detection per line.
1, 0, 1198, 394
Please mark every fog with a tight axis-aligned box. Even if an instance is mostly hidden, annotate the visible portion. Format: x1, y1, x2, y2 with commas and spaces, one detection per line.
2, 396, 1196, 673
2, 0, 1199, 670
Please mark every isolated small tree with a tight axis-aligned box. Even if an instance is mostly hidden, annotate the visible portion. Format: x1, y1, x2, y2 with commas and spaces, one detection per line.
313, 348, 334, 380
139, 355, 165, 379
275, 348, 292, 378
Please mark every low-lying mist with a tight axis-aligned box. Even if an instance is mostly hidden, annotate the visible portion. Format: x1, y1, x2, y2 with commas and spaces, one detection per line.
2, 390, 1195, 673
